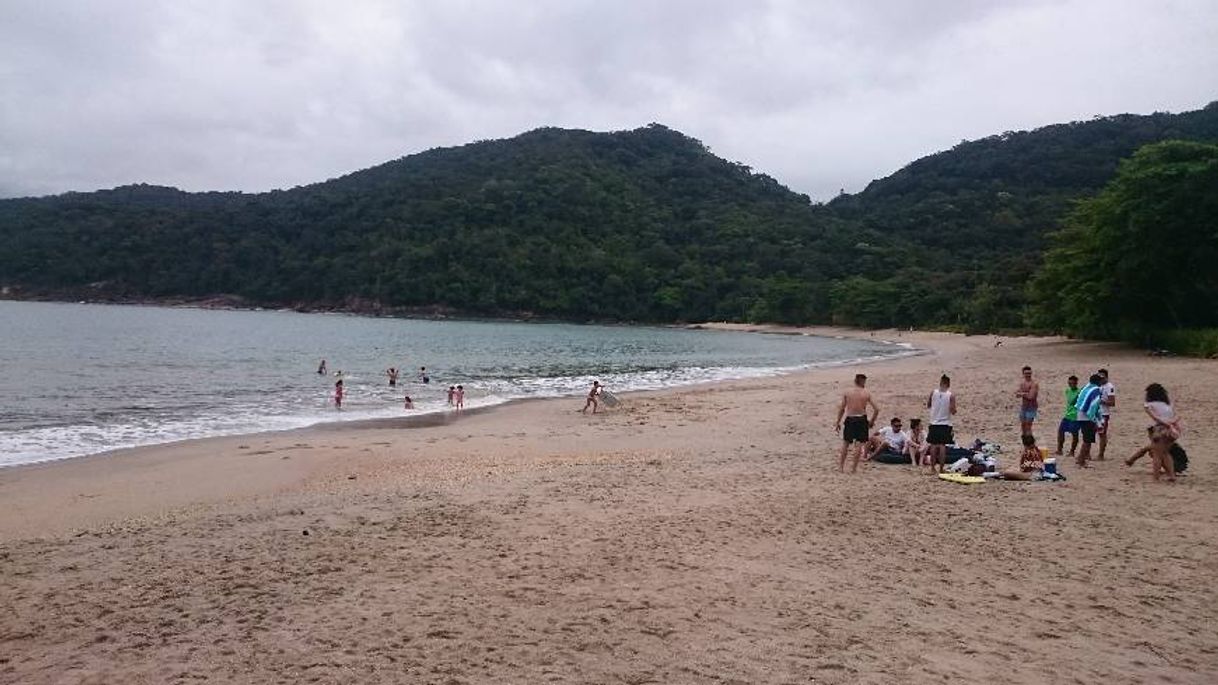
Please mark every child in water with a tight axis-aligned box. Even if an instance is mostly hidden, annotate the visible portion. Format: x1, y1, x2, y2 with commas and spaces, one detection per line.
447, 386, 456, 406
454, 385, 465, 411
403, 395, 413, 410
334, 379, 344, 409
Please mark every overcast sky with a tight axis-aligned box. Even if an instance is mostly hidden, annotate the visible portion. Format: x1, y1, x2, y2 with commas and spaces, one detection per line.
2, 0, 1216, 201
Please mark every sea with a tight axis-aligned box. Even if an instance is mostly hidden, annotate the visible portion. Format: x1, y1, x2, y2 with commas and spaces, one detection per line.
0, 300, 916, 467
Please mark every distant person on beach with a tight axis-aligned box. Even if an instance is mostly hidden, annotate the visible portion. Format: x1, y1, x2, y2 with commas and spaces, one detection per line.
317, 359, 327, 375
387, 367, 399, 387
419, 366, 430, 384
866, 417, 908, 461
834, 373, 879, 473
447, 386, 456, 406
1097, 368, 1117, 460
926, 375, 956, 473
1002, 434, 1045, 481
403, 395, 414, 410
906, 418, 927, 466
454, 384, 465, 411
1074, 374, 1105, 467
581, 381, 601, 414
1015, 366, 1039, 436
334, 379, 344, 410
1056, 375, 1081, 458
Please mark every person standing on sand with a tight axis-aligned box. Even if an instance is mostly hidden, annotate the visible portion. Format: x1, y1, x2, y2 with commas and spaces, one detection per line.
1056, 375, 1081, 457
1074, 374, 1104, 468
834, 373, 879, 473
1097, 368, 1117, 460
926, 375, 957, 473
386, 367, 399, 387
1015, 366, 1039, 436
580, 381, 601, 414
317, 359, 327, 375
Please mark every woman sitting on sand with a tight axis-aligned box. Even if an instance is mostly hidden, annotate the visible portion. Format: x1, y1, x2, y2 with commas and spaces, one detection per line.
1001, 434, 1044, 480
905, 418, 927, 466
1125, 383, 1181, 481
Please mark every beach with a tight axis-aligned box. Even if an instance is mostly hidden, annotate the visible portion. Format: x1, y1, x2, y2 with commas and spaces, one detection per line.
2, 328, 1216, 684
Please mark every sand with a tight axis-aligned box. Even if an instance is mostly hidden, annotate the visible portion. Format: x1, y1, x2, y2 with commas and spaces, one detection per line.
1, 328, 1216, 684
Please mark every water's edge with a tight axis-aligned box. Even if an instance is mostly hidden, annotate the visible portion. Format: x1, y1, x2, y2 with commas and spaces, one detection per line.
0, 331, 926, 472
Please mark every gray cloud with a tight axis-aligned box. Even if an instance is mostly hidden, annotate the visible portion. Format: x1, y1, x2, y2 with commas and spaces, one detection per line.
1, 0, 1215, 200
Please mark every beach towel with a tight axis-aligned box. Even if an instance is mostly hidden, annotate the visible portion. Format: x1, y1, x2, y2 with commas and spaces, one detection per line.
1075, 383, 1103, 424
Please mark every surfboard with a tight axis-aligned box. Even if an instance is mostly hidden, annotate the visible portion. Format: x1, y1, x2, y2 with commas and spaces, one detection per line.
938, 473, 986, 485
600, 391, 620, 408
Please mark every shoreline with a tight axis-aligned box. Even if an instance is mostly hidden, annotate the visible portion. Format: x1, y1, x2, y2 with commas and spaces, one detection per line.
3, 324, 1216, 683
0, 324, 925, 472
0, 328, 933, 541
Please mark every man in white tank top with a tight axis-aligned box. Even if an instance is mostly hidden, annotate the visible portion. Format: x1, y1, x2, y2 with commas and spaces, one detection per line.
925, 374, 957, 472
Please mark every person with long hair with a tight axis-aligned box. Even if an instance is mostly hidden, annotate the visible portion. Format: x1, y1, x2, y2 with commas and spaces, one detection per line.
1125, 383, 1182, 481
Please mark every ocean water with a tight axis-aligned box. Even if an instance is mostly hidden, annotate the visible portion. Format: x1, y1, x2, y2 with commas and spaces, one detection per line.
0, 301, 914, 467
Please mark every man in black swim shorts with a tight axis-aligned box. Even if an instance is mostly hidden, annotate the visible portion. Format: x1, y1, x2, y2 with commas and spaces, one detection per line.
834, 373, 879, 474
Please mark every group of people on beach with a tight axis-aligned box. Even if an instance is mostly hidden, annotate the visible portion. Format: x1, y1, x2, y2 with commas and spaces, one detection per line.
836, 365, 1185, 482
317, 359, 464, 413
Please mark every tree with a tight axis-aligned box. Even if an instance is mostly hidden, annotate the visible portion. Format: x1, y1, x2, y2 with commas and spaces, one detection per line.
1028, 140, 1218, 339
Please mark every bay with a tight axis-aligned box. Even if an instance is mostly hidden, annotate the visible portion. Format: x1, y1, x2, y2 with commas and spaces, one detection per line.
0, 300, 913, 466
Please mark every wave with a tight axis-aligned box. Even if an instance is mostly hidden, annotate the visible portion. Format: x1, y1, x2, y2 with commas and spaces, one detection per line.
0, 343, 921, 468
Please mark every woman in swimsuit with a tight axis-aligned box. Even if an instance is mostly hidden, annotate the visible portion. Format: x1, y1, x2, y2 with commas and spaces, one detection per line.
1001, 434, 1044, 480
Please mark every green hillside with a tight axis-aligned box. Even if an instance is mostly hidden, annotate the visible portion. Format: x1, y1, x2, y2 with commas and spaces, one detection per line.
829, 101, 1218, 330
0, 125, 880, 323
2, 103, 1216, 332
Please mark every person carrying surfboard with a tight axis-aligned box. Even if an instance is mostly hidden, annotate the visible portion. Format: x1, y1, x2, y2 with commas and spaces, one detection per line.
580, 381, 602, 414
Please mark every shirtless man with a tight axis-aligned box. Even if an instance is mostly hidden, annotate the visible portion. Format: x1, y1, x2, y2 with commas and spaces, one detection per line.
834, 373, 879, 473
580, 381, 601, 414
1015, 366, 1039, 436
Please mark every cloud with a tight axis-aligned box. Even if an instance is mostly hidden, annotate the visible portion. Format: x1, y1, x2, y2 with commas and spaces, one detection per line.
1, 0, 1215, 200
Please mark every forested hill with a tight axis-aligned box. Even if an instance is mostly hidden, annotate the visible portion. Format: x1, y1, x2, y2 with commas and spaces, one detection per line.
2, 104, 1217, 328
826, 101, 1218, 330
0, 124, 874, 323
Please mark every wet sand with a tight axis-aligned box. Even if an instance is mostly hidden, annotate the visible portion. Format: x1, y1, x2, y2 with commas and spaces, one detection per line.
2, 328, 1216, 684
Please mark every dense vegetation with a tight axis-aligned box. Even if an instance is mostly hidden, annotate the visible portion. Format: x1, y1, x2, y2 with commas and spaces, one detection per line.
1028, 140, 1218, 355
828, 102, 1218, 331
1, 103, 1216, 342
0, 125, 872, 323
